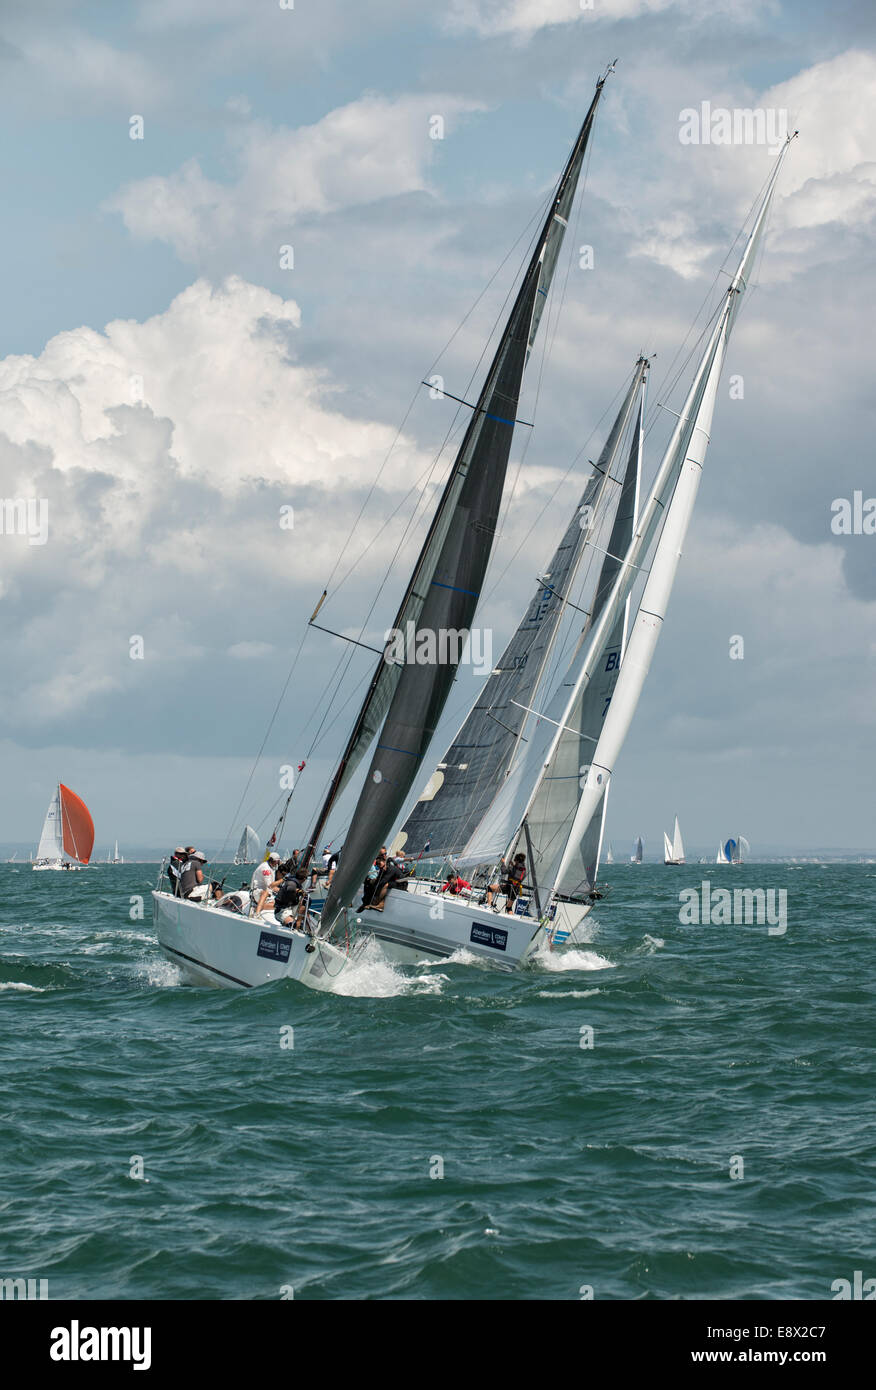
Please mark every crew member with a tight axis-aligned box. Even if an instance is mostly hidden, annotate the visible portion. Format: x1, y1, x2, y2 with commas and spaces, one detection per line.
178, 850, 210, 900
167, 847, 186, 895
368, 855, 408, 912
251, 851, 282, 917
273, 867, 308, 929
439, 870, 471, 896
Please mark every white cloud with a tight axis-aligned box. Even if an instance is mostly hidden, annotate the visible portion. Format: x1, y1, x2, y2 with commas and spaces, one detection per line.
762, 50, 876, 233
0, 276, 431, 727
443, 0, 769, 40
109, 93, 484, 263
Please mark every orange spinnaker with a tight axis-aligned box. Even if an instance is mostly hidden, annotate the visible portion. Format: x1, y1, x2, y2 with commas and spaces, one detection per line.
59, 784, 95, 865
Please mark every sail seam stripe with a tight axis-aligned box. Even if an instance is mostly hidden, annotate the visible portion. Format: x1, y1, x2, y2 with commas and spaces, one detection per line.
430, 580, 480, 597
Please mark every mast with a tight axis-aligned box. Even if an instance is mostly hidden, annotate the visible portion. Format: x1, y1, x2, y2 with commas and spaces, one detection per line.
550, 138, 795, 897
302, 69, 614, 875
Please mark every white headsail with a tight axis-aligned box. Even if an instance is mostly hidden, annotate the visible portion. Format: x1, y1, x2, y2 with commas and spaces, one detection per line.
36, 786, 64, 861
549, 139, 795, 897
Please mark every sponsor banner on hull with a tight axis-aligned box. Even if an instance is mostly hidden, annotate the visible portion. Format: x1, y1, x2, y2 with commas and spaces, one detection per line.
470, 923, 508, 951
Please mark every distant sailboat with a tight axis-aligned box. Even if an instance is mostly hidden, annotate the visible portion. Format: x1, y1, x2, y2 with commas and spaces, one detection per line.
32, 784, 95, 871
233, 825, 260, 865
631, 836, 644, 864
663, 816, 685, 865
606, 843, 614, 864
716, 841, 730, 864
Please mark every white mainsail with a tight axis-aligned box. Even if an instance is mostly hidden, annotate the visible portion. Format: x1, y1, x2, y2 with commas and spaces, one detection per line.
36, 786, 64, 861
234, 825, 260, 865
460, 360, 647, 885
548, 139, 794, 900
664, 816, 684, 864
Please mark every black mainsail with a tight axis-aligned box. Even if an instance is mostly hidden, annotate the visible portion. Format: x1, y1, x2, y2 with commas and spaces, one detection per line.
316, 73, 612, 927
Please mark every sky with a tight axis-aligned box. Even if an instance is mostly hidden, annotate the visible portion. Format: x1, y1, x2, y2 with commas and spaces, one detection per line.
0, 0, 874, 858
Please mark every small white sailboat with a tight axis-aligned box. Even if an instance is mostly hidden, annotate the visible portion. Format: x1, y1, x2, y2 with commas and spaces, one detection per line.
32, 784, 95, 871
718, 835, 749, 864
606, 843, 614, 865
663, 816, 685, 865
233, 825, 260, 865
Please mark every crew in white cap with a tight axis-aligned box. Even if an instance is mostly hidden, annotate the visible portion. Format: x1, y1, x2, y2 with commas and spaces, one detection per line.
251, 852, 282, 917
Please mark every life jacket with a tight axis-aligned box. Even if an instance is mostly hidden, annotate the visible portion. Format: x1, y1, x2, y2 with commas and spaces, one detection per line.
274, 873, 303, 913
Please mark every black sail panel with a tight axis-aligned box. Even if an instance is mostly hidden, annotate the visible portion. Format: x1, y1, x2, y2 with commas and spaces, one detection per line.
321, 266, 542, 923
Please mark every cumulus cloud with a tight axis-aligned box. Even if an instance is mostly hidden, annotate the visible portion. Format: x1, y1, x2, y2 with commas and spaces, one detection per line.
0, 277, 430, 736
108, 93, 484, 263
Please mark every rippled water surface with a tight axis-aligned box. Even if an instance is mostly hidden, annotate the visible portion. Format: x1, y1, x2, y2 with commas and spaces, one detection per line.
1, 862, 873, 1299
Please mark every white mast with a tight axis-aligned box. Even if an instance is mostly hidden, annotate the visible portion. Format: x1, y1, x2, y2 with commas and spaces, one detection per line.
551, 139, 795, 897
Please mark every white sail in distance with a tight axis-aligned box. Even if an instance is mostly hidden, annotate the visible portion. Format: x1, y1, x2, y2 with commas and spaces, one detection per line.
234, 825, 261, 864
664, 816, 684, 863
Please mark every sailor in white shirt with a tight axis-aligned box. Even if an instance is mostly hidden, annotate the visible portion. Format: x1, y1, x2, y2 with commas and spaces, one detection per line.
251, 852, 281, 916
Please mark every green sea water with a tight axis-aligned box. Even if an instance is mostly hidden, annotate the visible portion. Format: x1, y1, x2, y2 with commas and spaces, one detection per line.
1, 861, 873, 1301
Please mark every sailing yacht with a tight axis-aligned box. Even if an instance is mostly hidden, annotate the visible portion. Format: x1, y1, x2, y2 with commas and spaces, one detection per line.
233, 826, 260, 865
663, 816, 685, 865
32, 784, 95, 871
631, 836, 644, 864
321, 138, 794, 969
605, 844, 614, 865
376, 353, 648, 963
151, 69, 616, 987
717, 836, 749, 864
151, 82, 795, 988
